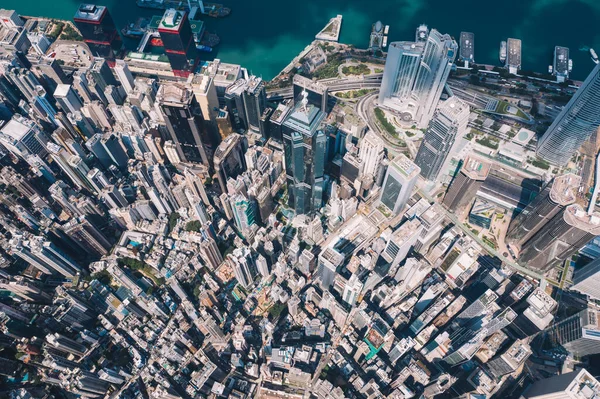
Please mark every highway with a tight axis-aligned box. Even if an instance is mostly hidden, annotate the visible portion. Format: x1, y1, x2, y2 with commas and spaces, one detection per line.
266, 74, 383, 100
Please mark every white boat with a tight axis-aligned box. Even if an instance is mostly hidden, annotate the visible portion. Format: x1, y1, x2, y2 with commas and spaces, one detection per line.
591, 48, 599, 64
548, 65, 553, 74
568, 59, 573, 72
500, 41, 507, 63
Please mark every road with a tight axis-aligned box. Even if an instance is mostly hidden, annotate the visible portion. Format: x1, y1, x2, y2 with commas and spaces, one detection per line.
355, 91, 416, 157
266, 74, 383, 100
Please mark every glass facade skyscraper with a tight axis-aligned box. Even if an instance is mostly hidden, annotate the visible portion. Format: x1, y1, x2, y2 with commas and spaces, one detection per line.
378, 27, 457, 128
378, 154, 420, 216
282, 90, 327, 215
536, 62, 600, 165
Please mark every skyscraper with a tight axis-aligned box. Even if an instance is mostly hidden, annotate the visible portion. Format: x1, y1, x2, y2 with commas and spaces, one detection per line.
54, 84, 84, 114
243, 76, 266, 135
316, 247, 344, 290
113, 60, 135, 94
522, 369, 600, 399
378, 27, 457, 127
158, 82, 211, 166
378, 154, 420, 216
443, 155, 491, 212
213, 133, 247, 193
227, 247, 257, 289
506, 173, 580, 249
414, 96, 470, 181
10, 236, 82, 278
282, 89, 327, 214
358, 131, 386, 181
292, 74, 329, 113
571, 257, 600, 300
546, 305, 600, 357
517, 204, 600, 273
536, 62, 600, 165
73, 4, 122, 60
157, 9, 199, 78
62, 216, 112, 258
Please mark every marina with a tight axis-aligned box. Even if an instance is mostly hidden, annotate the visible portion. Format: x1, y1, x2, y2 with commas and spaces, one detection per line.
459, 31, 474, 66
552, 46, 570, 82
506, 38, 521, 74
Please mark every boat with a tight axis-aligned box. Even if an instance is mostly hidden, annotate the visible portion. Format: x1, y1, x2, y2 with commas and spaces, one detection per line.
200, 32, 220, 47
499, 41, 507, 63
568, 59, 573, 72
196, 45, 212, 53
202, 3, 231, 18
591, 48, 599, 64
548, 65, 553, 74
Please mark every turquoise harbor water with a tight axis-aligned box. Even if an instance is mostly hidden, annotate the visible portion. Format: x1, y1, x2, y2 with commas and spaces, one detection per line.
3, 0, 600, 80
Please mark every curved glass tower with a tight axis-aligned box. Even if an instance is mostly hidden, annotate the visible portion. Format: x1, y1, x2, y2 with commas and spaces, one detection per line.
536, 63, 600, 166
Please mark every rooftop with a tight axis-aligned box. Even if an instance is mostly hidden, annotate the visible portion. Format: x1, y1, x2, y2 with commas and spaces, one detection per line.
461, 155, 491, 180
158, 9, 186, 32
389, 153, 421, 180
74, 4, 105, 22
550, 173, 580, 206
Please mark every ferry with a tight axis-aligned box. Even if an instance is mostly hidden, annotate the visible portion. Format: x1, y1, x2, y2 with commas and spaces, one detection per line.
499, 41, 507, 63
591, 48, 599, 64
196, 45, 212, 53
548, 65, 553, 74
568, 59, 573, 72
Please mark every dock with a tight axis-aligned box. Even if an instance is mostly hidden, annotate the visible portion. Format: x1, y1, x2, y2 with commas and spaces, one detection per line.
315, 15, 342, 42
459, 32, 474, 65
553, 46, 570, 82
506, 38, 521, 74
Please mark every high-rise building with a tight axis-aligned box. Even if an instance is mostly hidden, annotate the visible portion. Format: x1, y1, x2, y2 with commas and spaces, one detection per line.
316, 247, 344, 290
199, 237, 223, 270
10, 236, 82, 278
518, 204, 600, 273
73, 4, 122, 60
62, 216, 112, 258
45, 333, 88, 357
378, 154, 420, 216
522, 369, 600, 399
378, 27, 457, 127
486, 340, 531, 378
506, 173, 580, 249
157, 8, 199, 78
54, 84, 84, 114
536, 62, 600, 165
113, 59, 135, 94
443, 155, 491, 212
243, 76, 266, 134
213, 133, 247, 193
292, 74, 329, 113
546, 305, 600, 357
89, 58, 118, 92
358, 131, 385, 180
571, 257, 600, 300
231, 194, 256, 238
282, 88, 327, 214
227, 247, 257, 289
0, 115, 49, 159
342, 274, 363, 306
158, 82, 211, 166
414, 96, 470, 181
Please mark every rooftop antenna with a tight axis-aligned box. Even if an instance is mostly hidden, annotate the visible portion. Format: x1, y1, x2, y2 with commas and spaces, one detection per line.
300, 85, 309, 113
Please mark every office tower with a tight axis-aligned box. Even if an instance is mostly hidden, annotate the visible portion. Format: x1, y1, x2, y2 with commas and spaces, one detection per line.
443, 155, 491, 212
341, 152, 362, 184
293, 74, 329, 113
62, 216, 112, 258
183, 167, 210, 205
282, 89, 327, 214
536, 62, 600, 165
89, 58, 118, 91
227, 247, 257, 289
317, 248, 344, 290
243, 76, 266, 134
104, 85, 126, 105
10, 236, 82, 278
54, 84, 83, 114
511, 287, 557, 338
214, 133, 247, 193
454, 289, 499, 326
232, 194, 256, 238
518, 204, 600, 273
378, 28, 457, 127
486, 340, 531, 379
101, 133, 129, 169
522, 369, 599, 399
191, 73, 219, 123
506, 173, 580, 248
383, 219, 423, 268
414, 96, 470, 181
378, 154, 420, 216
31, 58, 68, 93
157, 9, 199, 78
0, 276, 52, 302
571, 257, 600, 300
113, 59, 135, 94
45, 333, 88, 357
359, 131, 385, 180
199, 237, 223, 270
224, 79, 248, 132
546, 305, 600, 357
342, 274, 363, 306
158, 82, 211, 166
0, 115, 49, 159
73, 4, 122, 60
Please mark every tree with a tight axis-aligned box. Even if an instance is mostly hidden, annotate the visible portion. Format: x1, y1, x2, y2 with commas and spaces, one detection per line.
185, 220, 202, 232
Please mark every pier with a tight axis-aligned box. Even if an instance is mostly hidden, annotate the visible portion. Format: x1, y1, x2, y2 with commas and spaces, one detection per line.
315, 15, 342, 42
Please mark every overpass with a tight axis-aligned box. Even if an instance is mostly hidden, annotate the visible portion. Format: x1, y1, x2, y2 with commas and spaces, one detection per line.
266, 74, 383, 101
